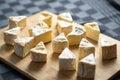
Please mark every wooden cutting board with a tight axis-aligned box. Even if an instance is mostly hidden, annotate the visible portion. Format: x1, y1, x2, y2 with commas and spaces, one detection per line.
0, 11, 120, 80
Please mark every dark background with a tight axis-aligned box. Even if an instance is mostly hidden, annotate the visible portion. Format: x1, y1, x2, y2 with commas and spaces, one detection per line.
0, 0, 120, 80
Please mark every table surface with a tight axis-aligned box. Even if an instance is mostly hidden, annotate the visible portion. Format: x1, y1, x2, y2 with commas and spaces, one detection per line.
0, 0, 120, 80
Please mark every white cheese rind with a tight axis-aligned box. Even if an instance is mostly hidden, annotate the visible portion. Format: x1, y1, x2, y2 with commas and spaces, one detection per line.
67, 23, 86, 45
39, 12, 52, 27
4, 27, 20, 45
58, 12, 73, 23
30, 41, 47, 62
100, 39, 117, 60
29, 28, 52, 44
14, 37, 34, 58
59, 48, 76, 70
57, 20, 73, 35
84, 22, 100, 41
52, 33, 69, 53
78, 54, 96, 78
79, 38, 95, 60
9, 16, 27, 29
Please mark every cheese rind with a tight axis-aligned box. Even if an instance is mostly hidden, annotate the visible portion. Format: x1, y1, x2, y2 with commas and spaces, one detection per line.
52, 33, 69, 53
30, 41, 47, 62
58, 12, 73, 23
9, 16, 27, 29
4, 27, 20, 45
78, 54, 96, 78
14, 37, 35, 58
79, 38, 95, 60
29, 28, 52, 44
67, 23, 86, 45
84, 22, 100, 41
59, 48, 76, 70
39, 12, 52, 27
100, 39, 117, 60
29, 20, 49, 36
57, 20, 73, 35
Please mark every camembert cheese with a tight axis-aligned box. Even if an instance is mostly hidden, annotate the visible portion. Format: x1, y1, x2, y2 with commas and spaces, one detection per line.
59, 48, 76, 70
67, 23, 86, 45
39, 12, 52, 27
100, 39, 117, 60
31, 29, 52, 44
58, 12, 73, 23
78, 54, 96, 79
84, 22, 100, 41
79, 38, 95, 60
29, 20, 49, 36
52, 33, 69, 53
30, 41, 47, 62
57, 20, 73, 35
4, 27, 20, 45
14, 37, 35, 58
9, 16, 27, 29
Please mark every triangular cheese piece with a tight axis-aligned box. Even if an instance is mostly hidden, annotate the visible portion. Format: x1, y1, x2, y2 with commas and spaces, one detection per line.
81, 54, 95, 65
39, 12, 52, 27
14, 37, 35, 58
59, 48, 76, 70
52, 33, 69, 53
57, 20, 72, 35
31, 28, 52, 44
4, 27, 20, 35
9, 16, 27, 29
58, 12, 73, 23
84, 22, 100, 41
59, 48, 75, 59
31, 41, 47, 54
30, 41, 47, 62
4, 27, 20, 45
78, 54, 96, 78
9, 16, 26, 22
67, 23, 86, 45
79, 38, 95, 60
100, 39, 117, 60
54, 33, 68, 42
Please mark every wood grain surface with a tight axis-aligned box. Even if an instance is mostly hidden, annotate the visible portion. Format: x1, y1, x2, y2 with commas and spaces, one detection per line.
0, 11, 120, 80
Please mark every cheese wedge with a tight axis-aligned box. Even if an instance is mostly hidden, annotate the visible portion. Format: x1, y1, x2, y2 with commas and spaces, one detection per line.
78, 54, 96, 79
79, 38, 95, 60
52, 33, 69, 53
4, 27, 20, 45
30, 41, 47, 62
9, 16, 27, 29
58, 12, 73, 23
67, 23, 86, 45
39, 12, 52, 27
84, 22, 100, 41
29, 20, 49, 36
14, 37, 35, 58
57, 20, 73, 35
30, 28, 52, 44
59, 48, 76, 70
100, 39, 117, 60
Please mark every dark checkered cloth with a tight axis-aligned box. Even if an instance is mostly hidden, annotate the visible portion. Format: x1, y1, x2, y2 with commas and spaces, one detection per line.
0, 0, 120, 80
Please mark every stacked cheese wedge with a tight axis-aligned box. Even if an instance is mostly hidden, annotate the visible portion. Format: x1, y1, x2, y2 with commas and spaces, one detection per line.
3, 11, 117, 79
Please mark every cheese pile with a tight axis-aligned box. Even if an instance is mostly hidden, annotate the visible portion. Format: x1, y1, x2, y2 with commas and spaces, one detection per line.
3, 11, 117, 79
